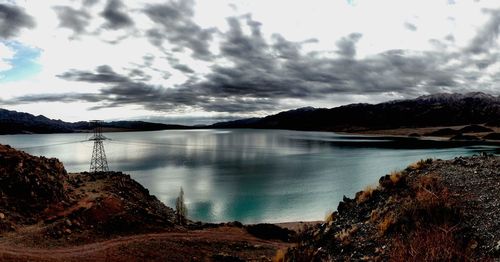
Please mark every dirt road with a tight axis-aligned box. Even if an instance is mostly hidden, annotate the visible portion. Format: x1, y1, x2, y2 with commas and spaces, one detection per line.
0, 226, 290, 261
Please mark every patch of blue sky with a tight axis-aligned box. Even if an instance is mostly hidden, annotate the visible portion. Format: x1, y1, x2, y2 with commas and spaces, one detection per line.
0, 41, 42, 83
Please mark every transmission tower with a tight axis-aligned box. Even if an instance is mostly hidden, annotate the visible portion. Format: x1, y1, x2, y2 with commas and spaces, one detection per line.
89, 120, 109, 173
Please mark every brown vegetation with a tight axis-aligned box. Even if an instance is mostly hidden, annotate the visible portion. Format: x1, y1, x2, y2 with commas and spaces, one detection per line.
389, 225, 470, 262
286, 154, 499, 261
355, 185, 378, 204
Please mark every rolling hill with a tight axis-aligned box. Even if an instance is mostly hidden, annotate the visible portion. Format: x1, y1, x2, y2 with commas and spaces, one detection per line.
212, 92, 500, 131
0, 108, 189, 134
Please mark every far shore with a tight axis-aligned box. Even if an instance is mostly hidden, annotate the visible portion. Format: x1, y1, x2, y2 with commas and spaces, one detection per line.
272, 221, 322, 232
336, 124, 500, 141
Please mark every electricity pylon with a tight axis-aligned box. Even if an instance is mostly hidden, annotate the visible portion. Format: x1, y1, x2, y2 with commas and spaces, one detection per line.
89, 120, 109, 173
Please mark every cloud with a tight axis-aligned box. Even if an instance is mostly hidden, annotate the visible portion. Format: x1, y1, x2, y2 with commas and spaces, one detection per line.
466, 8, 500, 54
165, 56, 195, 74
58, 65, 129, 83
53, 6, 91, 35
11, 62, 280, 113
445, 34, 455, 42
0, 4, 35, 39
6, 93, 103, 104
335, 32, 362, 58
84, 0, 100, 7
12, 14, 462, 114
220, 15, 270, 65
143, 0, 216, 60
404, 22, 417, 31
172, 64, 195, 74
101, 0, 134, 30
6, 1, 500, 118
127, 68, 152, 81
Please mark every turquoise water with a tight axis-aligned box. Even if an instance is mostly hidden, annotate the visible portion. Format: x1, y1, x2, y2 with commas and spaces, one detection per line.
0, 129, 497, 223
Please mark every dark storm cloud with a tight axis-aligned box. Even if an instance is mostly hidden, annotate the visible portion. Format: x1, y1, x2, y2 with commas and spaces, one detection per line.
144, 0, 216, 60
6, 93, 103, 104
271, 34, 301, 60
221, 15, 270, 65
165, 56, 195, 74
466, 8, 500, 54
335, 33, 362, 58
194, 16, 458, 99
83, 0, 100, 7
53, 6, 91, 34
11, 9, 497, 114
127, 68, 152, 81
404, 22, 417, 31
58, 65, 129, 83
14, 62, 280, 113
12, 13, 465, 114
172, 64, 195, 74
101, 0, 133, 30
0, 4, 35, 39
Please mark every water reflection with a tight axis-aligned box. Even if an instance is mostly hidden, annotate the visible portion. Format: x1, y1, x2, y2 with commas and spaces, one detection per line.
0, 129, 497, 223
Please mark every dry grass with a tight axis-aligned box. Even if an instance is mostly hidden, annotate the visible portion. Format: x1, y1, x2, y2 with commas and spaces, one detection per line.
414, 174, 452, 210
356, 185, 378, 204
377, 213, 396, 236
389, 171, 403, 185
390, 173, 460, 235
325, 211, 336, 223
389, 225, 470, 262
335, 225, 359, 245
273, 249, 286, 262
379, 170, 407, 189
370, 208, 382, 222
375, 173, 459, 238
408, 158, 433, 170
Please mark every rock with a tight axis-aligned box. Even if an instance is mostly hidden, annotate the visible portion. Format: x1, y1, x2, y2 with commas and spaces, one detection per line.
458, 125, 493, 133
245, 223, 296, 242
0, 144, 69, 218
426, 128, 460, 137
468, 239, 478, 250
449, 134, 481, 141
483, 132, 500, 140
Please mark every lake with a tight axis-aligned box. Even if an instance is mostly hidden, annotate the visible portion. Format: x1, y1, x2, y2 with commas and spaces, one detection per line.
0, 129, 497, 223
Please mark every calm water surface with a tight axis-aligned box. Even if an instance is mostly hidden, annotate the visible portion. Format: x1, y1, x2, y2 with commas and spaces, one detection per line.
0, 129, 497, 223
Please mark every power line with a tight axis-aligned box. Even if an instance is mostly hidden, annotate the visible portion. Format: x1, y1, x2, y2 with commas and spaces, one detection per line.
18, 140, 85, 150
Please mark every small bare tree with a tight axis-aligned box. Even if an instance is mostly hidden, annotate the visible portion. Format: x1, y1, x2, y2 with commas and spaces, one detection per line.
175, 187, 188, 225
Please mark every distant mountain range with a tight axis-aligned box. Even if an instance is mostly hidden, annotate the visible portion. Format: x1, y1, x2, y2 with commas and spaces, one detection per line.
211, 92, 500, 131
0, 109, 189, 134
3, 92, 500, 135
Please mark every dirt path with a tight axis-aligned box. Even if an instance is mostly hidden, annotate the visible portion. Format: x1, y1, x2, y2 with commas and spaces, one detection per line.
0, 227, 290, 261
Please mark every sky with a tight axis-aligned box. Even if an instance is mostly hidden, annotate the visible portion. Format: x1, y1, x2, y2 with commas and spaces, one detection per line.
1, 0, 500, 124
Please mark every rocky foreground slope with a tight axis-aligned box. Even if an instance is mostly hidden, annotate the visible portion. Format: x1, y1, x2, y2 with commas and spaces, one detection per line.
0, 144, 176, 242
285, 155, 500, 261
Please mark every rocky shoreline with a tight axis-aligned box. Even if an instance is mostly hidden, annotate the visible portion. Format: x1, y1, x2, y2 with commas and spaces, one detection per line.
286, 154, 500, 261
